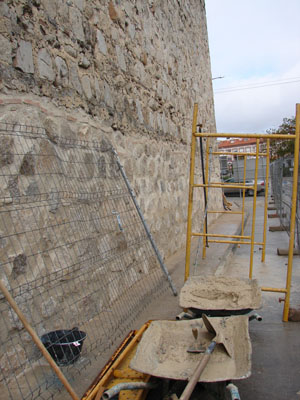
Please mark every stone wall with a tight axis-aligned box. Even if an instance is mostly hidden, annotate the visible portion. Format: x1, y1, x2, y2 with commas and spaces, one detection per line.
0, 0, 221, 259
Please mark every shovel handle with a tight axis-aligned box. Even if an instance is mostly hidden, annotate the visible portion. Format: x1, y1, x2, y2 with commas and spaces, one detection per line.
179, 341, 216, 400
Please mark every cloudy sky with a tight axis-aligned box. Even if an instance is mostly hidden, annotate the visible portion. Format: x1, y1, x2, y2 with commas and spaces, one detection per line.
205, 0, 300, 133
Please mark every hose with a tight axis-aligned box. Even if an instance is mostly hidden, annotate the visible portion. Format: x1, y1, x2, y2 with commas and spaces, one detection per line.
226, 383, 241, 400
102, 382, 157, 399
176, 311, 196, 320
249, 312, 262, 322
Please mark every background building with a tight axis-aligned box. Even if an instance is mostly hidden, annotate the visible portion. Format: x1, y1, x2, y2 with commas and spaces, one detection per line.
218, 138, 266, 161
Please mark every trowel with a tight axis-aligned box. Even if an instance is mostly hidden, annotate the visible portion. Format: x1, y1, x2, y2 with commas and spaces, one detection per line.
187, 327, 205, 354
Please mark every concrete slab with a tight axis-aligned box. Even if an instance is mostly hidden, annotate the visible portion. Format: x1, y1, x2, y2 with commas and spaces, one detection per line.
222, 197, 300, 400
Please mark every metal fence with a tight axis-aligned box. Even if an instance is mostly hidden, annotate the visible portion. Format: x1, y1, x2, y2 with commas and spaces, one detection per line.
270, 156, 300, 250
220, 156, 267, 182
0, 122, 174, 399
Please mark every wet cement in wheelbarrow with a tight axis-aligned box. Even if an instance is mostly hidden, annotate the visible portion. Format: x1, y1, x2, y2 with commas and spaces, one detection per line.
179, 276, 262, 311
130, 316, 252, 382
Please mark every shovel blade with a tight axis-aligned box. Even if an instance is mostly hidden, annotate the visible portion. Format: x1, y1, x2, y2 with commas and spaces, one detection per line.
202, 314, 233, 358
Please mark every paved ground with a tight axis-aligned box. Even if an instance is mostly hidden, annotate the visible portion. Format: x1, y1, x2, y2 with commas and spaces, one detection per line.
223, 197, 300, 400
133, 200, 245, 327
131, 194, 300, 400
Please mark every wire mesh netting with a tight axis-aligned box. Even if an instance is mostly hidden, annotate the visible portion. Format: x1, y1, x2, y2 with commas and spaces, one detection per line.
220, 157, 267, 183
270, 157, 300, 250
0, 122, 172, 399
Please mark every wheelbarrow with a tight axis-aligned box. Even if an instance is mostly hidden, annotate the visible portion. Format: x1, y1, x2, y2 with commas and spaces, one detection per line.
179, 275, 262, 317
130, 315, 252, 399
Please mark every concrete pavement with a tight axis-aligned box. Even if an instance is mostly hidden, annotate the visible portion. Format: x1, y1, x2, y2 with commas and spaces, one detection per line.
221, 196, 300, 400
133, 198, 245, 326
133, 194, 300, 399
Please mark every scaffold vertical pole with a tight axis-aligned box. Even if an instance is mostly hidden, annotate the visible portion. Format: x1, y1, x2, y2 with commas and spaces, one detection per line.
249, 139, 260, 279
283, 103, 300, 321
185, 103, 198, 281
202, 136, 210, 259
241, 155, 247, 240
262, 139, 270, 262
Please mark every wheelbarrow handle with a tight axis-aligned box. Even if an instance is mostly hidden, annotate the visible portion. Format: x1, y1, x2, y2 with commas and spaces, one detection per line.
179, 341, 217, 400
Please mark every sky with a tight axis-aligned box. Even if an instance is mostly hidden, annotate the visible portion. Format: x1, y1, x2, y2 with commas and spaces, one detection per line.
205, 0, 300, 133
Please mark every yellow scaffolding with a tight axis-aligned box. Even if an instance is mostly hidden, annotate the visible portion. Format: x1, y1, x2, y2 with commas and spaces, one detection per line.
185, 103, 300, 322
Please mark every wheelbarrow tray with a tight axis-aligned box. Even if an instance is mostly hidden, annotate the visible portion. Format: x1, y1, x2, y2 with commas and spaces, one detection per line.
130, 316, 251, 382
179, 276, 262, 312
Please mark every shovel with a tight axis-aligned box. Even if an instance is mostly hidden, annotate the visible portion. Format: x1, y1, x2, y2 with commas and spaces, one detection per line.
179, 314, 233, 400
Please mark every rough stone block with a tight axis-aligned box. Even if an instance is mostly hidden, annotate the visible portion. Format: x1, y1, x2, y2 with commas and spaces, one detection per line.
25, 181, 39, 196
0, 344, 27, 378
65, 44, 77, 58
0, 136, 14, 167
73, 0, 84, 11
81, 75, 93, 99
78, 55, 90, 69
127, 22, 136, 40
0, 2, 10, 18
55, 56, 68, 78
12, 253, 27, 278
135, 99, 144, 124
19, 152, 35, 175
40, 0, 57, 19
108, 1, 119, 22
38, 48, 55, 81
70, 7, 85, 42
0, 35, 12, 64
94, 77, 102, 101
115, 45, 127, 72
41, 296, 58, 318
69, 61, 83, 94
14, 40, 34, 73
104, 82, 114, 108
96, 29, 107, 55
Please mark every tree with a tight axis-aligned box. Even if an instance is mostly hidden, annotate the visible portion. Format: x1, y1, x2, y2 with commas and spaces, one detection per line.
267, 116, 296, 160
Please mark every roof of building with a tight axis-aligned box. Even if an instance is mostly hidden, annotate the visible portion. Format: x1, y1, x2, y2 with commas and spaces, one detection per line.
218, 138, 263, 149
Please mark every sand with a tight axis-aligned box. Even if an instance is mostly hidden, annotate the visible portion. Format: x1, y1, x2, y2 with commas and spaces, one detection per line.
179, 276, 262, 310
130, 316, 251, 382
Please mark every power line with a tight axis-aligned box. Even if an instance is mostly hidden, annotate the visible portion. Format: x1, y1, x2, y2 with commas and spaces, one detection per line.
215, 77, 300, 94
215, 77, 300, 92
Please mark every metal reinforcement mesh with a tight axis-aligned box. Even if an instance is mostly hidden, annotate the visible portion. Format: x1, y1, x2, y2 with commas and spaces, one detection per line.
270, 157, 300, 250
0, 122, 171, 399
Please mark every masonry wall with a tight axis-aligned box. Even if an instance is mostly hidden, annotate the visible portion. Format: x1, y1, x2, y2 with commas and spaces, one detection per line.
0, 0, 221, 259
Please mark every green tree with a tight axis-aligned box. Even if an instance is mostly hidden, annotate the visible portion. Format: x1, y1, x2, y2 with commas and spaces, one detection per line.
267, 116, 296, 160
